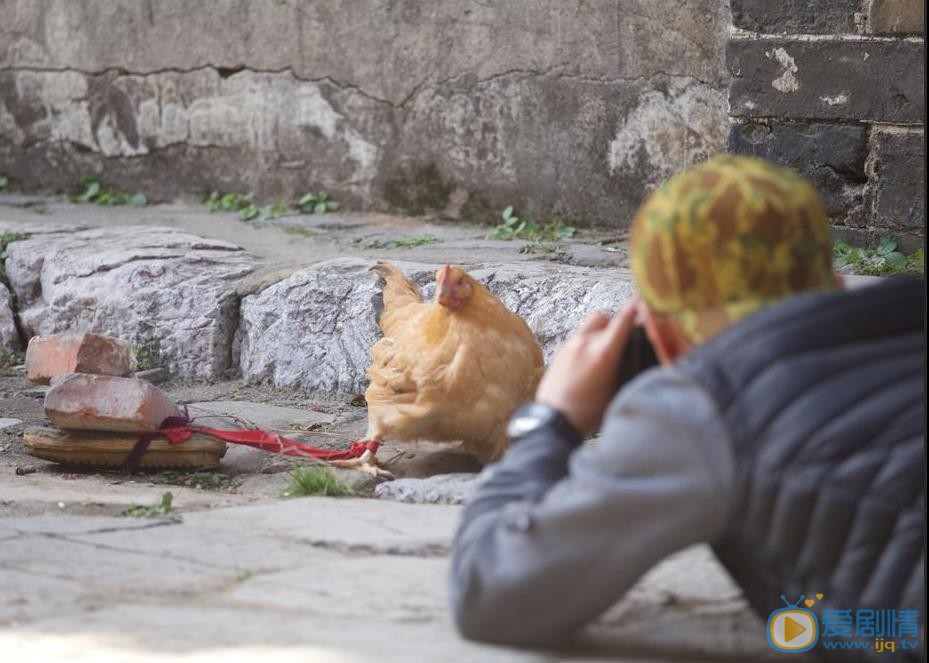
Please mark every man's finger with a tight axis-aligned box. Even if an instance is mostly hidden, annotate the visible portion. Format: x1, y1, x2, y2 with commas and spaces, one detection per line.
574, 311, 610, 335
597, 302, 638, 358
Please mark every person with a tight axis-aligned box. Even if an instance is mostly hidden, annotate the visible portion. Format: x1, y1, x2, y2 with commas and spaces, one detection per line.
449, 155, 925, 659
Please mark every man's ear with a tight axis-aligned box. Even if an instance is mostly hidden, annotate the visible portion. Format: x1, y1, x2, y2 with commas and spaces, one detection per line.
639, 304, 692, 366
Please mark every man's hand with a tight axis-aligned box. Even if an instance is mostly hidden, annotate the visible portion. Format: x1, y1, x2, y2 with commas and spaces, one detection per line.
536, 300, 638, 435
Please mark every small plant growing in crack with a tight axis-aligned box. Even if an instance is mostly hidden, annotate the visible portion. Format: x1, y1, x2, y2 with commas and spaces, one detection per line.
297, 191, 340, 214
206, 192, 286, 223
488, 207, 576, 242
0, 348, 26, 376
72, 176, 148, 207
834, 237, 924, 276
519, 241, 570, 262
1, 231, 28, 284
132, 345, 158, 372
240, 201, 287, 223
284, 465, 353, 498
0, 175, 8, 191
121, 491, 176, 518
366, 234, 438, 250
206, 191, 251, 213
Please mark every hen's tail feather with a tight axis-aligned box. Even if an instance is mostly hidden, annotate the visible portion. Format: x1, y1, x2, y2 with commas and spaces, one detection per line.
369, 261, 423, 323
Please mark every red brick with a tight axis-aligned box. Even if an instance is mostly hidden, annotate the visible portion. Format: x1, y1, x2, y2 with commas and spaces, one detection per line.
26, 333, 134, 384
44, 374, 182, 432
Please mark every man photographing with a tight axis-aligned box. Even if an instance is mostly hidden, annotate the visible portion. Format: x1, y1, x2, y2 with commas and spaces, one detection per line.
449, 155, 924, 659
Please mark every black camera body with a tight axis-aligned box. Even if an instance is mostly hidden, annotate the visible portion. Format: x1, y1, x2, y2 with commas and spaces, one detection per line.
615, 326, 660, 392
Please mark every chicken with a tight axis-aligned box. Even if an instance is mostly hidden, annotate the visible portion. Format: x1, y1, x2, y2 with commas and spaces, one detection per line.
332, 261, 544, 477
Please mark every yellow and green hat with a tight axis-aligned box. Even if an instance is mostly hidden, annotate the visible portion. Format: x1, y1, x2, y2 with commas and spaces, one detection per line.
630, 155, 836, 342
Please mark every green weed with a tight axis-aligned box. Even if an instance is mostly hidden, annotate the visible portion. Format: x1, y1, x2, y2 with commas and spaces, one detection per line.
240, 201, 287, 223
121, 491, 175, 518
488, 207, 576, 242
206, 192, 286, 223
834, 237, 924, 276
284, 465, 353, 498
72, 176, 148, 206
132, 345, 157, 372
1, 231, 28, 284
153, 471, 236, 491
297, 191, 340, 214
0, 175, 8, 191
0, 348, 26, 376
519, 241, 570, 261
368, 234, 438, 250
206, 191, 251, 213
280, 225, 317, 237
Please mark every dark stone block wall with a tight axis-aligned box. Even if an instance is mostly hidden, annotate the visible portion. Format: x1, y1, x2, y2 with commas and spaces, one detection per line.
728, 0, 925, 250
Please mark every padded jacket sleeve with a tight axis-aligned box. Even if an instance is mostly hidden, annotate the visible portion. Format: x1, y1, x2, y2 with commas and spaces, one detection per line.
449, 367, 736, 647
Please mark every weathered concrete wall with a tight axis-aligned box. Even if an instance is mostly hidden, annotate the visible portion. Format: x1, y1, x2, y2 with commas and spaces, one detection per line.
0, 0, 730, 227
728, 0, 925, 250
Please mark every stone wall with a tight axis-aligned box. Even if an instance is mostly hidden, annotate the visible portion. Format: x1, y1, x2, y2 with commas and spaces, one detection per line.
1, 1, 923, 240
728, 0, 925, 250
0, 0, 730, 228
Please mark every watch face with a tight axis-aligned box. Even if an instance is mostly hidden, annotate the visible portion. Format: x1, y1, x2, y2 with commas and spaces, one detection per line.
506, 403, 557, 439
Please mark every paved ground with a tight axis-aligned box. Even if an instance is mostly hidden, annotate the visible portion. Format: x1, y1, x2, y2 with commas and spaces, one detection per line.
0, 195, 846, 661
0, 495, 777, 663
0, 194, 631, 276
0, 360, 779, 663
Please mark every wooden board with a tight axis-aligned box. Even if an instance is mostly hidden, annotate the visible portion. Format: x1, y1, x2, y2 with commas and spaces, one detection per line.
24, 426, 226, 470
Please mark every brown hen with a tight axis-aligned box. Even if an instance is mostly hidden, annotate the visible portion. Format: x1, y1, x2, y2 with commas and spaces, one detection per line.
332, 261, 543, 477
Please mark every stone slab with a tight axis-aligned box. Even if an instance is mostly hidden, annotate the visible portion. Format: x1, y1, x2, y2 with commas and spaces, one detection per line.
374, 473, 480, 505
0, 417, 22, 430
0, 499, 769, 661
0, 604, 546, 663
239, 257, 635, 395
181, 497, 461, 555
188, 401, 337, 433
728, 39, 925, 123
3, 225, 256, 379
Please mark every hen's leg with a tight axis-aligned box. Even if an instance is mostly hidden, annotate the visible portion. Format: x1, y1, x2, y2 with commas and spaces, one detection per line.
330, 442, 393, 479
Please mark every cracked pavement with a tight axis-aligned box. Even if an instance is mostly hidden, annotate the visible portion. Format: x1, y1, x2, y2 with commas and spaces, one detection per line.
0, 497, 778, 663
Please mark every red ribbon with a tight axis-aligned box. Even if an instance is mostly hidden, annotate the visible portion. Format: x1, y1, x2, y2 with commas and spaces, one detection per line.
158, 424, 378, 461
125, 410, 377, 472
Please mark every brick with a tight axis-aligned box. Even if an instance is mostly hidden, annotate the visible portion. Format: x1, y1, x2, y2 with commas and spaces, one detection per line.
44, 373, 182, 432
731, 0, 862, 34
870, 129, 926, 229
728, 39, 924, 123
867, 0, 925, 34
729, 121, 868, 222
26, 332, 133, 384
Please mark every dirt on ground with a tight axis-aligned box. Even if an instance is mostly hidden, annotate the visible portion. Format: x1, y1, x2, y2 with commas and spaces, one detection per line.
0, 370, 481, 518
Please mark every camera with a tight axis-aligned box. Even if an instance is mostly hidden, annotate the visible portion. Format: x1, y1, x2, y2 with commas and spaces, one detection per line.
615, 325, 660, 392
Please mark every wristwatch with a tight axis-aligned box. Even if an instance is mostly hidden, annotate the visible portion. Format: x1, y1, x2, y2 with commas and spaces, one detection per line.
506, 402, 583, 447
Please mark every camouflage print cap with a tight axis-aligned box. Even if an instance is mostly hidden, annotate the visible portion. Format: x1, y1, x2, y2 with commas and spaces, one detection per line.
630, 154, 836, 342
